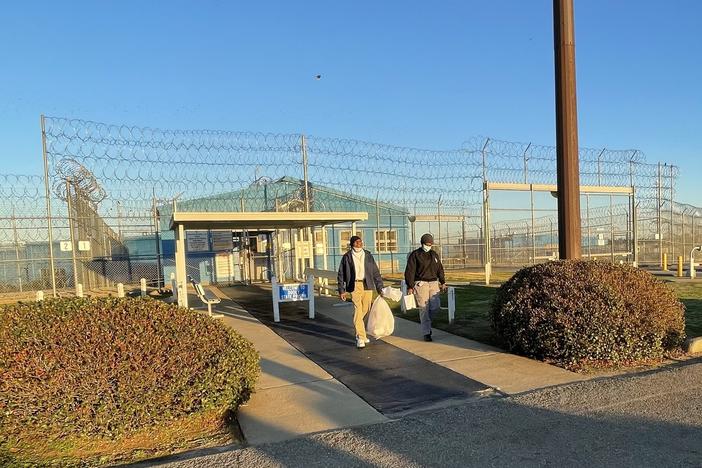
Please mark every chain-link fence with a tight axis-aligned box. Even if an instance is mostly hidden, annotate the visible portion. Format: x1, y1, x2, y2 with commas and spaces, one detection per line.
0, 116, 697, 299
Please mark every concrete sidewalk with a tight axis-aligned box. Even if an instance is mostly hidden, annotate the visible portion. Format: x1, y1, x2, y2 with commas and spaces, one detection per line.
191, 285, 584, 446
191, 291, 387, 445
313, 295, 587, 395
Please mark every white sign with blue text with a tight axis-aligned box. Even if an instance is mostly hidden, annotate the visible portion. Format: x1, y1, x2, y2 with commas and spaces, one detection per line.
271, 276, 315, 322
278, 283, 309, 302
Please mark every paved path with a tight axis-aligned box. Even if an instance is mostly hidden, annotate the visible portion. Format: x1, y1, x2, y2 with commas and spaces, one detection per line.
221, 285, 491, 418
312, 295, 586, 395
198, 292, 387, 445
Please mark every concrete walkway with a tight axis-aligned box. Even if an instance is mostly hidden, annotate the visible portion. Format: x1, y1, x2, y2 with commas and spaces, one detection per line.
193, 291, 387, 445
220, 286, 491, 419
191, 284, 586, 447
313, 295, 587, 395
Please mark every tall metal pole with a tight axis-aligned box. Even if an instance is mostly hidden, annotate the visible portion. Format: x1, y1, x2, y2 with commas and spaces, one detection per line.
461, 215, 467, 267
389, 212, 395, 274
152, 193, 163, 287
530, 185, 536, 263
609, 195, 615, 262
681, 211, 685, 259
669, 165, 674, 256
523, 142, 531, 184
632, 188, 639, 267
375, 194, 381, 272
596, 148, 606, 186
693, 213, 697, 248
41, 115, 58, 297
301, 134, 311, 212
437, 195, 442, 259
12, 209, 22, 292
481, 138, 490, 182
657, 162, 663, 265
586, 193, 591, 258
553, 0, 582, 259
66, 180, 79, 291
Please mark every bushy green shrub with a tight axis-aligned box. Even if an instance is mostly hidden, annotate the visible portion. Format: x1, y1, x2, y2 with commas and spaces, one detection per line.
491, 260, 685, 369
0, 297, 259, 463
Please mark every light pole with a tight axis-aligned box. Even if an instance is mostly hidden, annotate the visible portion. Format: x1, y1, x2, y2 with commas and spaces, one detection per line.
554, 0, 582, 259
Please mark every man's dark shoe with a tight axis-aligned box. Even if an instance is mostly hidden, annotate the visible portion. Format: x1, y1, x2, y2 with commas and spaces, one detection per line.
423, 334, 433, 342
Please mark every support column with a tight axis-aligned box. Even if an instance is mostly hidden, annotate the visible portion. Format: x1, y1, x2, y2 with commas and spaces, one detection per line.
175, 223, 188, 308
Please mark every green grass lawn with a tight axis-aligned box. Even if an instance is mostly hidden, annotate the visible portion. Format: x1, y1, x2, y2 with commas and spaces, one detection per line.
390, 279, 702, 346
390, 284, 503, 347
665, 281, 702, 338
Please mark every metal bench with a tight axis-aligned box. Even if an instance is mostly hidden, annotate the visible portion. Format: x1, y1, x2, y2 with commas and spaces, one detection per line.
188, 276, 224, 318
304, 267, 338, 296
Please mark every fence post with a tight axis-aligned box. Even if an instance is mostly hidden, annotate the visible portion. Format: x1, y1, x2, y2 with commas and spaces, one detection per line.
117, 282, 125, 298
400, 280, 407, 313
677, 256, 683, 277
690, 247, 700, 279
272, 276, 280, 322
670, 165, 674, 256
632, 192, 639, 267
530, 185, 536, 264
41, 115, 58, 298
307, 274, 315, 319
140, 278, 147, 297
170, 272, 178, 302
76, 283, 83, 298
448, 287, 455, 324
523, 142, 531, 184
657, 162, 663, 267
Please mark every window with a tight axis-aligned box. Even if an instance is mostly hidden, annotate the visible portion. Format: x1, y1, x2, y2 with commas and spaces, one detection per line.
314, 230, 324, 244
339, 230, 352, 252
375, 230, 398, 253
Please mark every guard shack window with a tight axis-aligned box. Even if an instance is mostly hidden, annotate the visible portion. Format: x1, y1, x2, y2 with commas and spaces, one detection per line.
375, 230, 397, 253
339, 230, 352, 252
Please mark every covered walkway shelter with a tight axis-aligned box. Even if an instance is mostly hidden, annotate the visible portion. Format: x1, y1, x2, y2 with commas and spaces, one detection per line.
169, 211, 368, 308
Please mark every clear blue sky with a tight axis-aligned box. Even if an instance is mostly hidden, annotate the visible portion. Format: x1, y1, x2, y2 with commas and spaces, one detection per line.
1, 0, 700, 204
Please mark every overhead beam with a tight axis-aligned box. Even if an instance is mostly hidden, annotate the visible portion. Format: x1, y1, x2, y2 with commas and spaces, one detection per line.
413, 215, 466, 222
170, 211, 369, 231
486, 182, 633, 194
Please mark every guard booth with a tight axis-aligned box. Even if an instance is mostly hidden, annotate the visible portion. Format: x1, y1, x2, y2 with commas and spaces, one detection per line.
169, 211, 368, 308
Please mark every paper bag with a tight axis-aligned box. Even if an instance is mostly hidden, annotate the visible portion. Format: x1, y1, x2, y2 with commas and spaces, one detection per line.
401, 293, 417, 310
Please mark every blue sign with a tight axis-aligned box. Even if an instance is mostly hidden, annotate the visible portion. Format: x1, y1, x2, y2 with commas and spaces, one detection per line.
278, 283, 309, 302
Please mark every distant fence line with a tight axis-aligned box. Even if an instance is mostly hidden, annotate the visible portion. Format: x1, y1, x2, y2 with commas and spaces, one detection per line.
0, 116, 697, 296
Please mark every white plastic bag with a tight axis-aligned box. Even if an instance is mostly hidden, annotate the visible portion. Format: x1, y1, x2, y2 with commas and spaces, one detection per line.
401, 293, 417, 310
381, 286, 403, 302
367, 296, 395, 338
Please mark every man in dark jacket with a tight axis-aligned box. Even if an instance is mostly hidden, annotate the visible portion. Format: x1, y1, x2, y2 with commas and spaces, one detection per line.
404, 233, 446, 341
338, 235, 384, 349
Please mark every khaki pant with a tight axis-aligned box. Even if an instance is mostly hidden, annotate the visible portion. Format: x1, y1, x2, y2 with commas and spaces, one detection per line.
351, 281, 373, 340
414, 280, 440, 336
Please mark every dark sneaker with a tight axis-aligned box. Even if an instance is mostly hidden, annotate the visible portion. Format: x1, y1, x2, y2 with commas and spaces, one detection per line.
424, 334, 433, 342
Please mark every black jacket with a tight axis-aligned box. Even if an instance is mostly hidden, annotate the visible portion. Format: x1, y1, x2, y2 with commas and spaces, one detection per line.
337, 249, 384, 294
404, 248, 445, 289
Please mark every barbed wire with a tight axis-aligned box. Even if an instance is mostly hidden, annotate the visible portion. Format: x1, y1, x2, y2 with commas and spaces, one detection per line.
0, 116, 695, 293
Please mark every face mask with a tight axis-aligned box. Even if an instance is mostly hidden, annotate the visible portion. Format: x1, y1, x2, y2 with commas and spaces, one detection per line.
422, 244, 432, 252
353, 247, 363, 253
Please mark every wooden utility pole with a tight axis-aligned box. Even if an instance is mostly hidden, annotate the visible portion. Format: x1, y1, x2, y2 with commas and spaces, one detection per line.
554, 0, 582, 259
